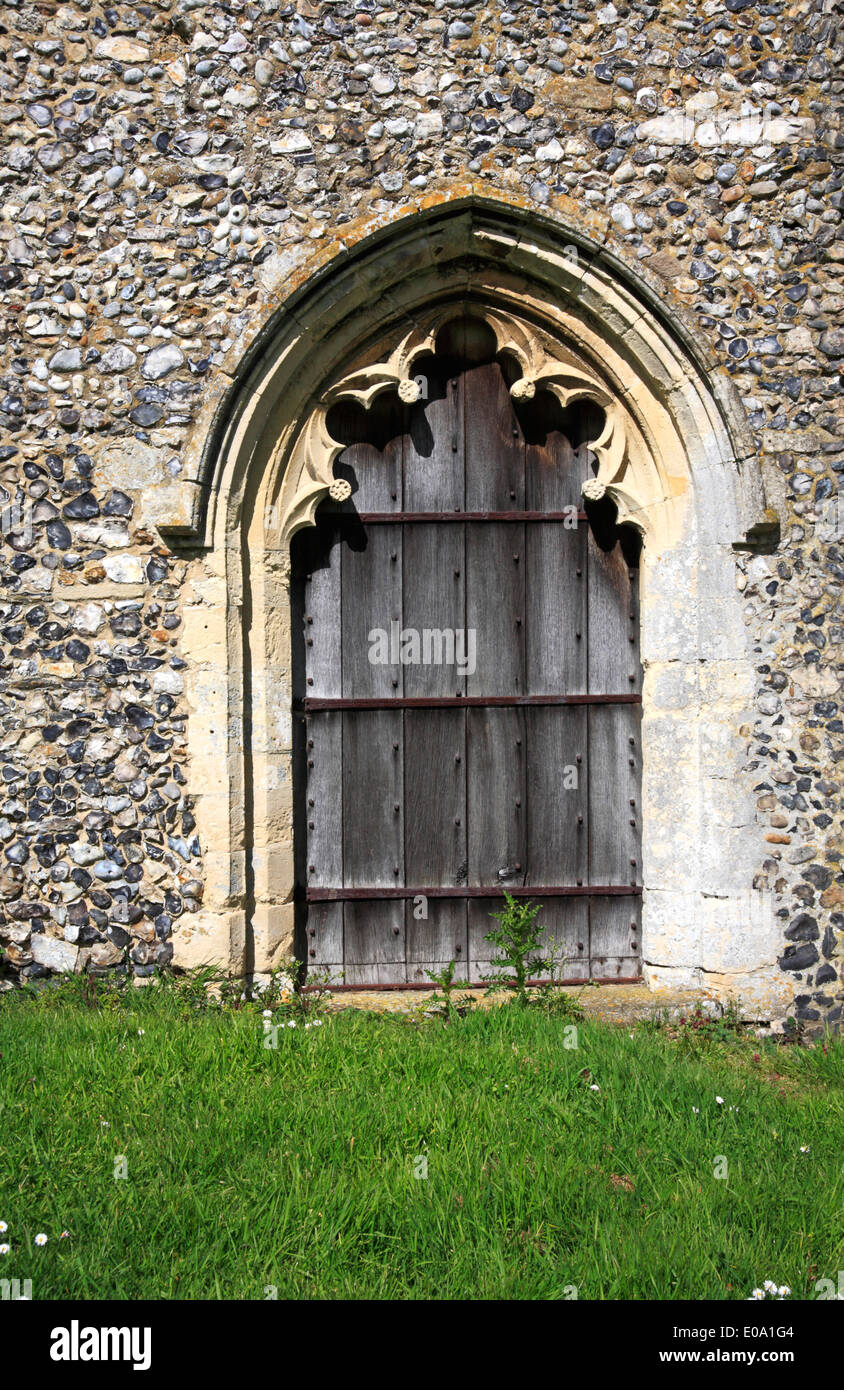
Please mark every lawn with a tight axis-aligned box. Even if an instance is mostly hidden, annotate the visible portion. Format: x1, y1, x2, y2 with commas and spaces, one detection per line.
0, 979, 842, 1300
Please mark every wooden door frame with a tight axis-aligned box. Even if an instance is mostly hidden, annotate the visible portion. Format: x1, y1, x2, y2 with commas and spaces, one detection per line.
163, 196, 791, 1019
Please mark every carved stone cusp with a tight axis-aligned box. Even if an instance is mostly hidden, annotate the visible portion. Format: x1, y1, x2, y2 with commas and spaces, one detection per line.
268, 304, 637, 553
398, 378, 422, 404
510, 377, 536, 401
582, 478, 607, 502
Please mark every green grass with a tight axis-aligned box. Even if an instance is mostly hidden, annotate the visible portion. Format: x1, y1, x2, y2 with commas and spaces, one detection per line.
0, 984, 842, 1299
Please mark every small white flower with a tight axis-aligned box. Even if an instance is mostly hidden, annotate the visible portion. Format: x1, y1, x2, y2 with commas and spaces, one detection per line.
137, 1028, 145, 1036
304, 1022, 312, 1030
692, 1106, 699, 1113
749, 1289, 764, 1300
0, 1221, 7, 1233
799, 1145, 810, 1153
763, 1280, 777, 1293
262, 1009, 272, 1019
778, 1285, 791, 1298
313, 1019, 323, 1027
100, 1121, 109, 1128
589, 1084, 600, 1091
287, 1020, 296, 1028
60, 1231, 70, 1239
0, 1244, 9, 1256
35, 1233, 48, 1247
715, 1096, 724, 1105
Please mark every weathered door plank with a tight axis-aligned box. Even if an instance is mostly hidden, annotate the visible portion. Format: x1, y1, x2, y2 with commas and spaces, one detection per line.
341, 524, 402, 698
524, 706, 587, 888
526, 523, 586, 696
466, 522, 525, 697
404, 708, 466, 887
402, 522, 465, 698
587, 702, 641, 888
342, 709, 403, 887
344, 900, 405, 985
406, 898, 468, 984
464, 361, 524, 511
467, 706, 526, 888
404, 365, 464, 513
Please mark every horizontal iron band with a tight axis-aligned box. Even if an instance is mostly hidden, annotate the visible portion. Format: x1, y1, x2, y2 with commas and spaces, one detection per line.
303, 694, 641, 710
322, 510, 592, 523
307, 886, 642, 901
302, 976, 644, 992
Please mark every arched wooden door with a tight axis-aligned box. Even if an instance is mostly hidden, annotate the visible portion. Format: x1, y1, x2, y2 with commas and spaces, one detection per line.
290, 326, 642, 987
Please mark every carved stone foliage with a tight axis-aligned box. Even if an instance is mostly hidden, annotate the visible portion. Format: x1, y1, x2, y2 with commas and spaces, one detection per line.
264, 307, 635, 557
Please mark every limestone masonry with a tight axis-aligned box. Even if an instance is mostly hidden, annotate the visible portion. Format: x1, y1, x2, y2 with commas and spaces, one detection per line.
0, 0, 842, 1031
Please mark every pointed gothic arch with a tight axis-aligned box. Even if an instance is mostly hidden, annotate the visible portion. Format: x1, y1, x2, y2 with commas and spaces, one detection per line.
166, 195, 790, 1016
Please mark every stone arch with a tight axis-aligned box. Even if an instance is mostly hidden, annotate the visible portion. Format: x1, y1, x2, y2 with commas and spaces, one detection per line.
168, 194, 790, 1015
162, 193, 773, 554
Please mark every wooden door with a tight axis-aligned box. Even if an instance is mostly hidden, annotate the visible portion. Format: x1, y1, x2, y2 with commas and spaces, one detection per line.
290, 341, 642, 986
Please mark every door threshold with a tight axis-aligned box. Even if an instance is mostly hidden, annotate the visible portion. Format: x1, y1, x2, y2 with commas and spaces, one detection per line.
301, 976, 644, 992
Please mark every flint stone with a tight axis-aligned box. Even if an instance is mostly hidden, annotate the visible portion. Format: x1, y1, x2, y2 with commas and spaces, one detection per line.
819, 330, 844, 359
95, 38, 150, 62
93, 860, 124, 881
153, 669, 184, 694
8, 238, 35, 266
26, 103, 53, 127
102, 555, 145, 584
46, 520, 72, 549
31, 934, 79, 972
48, 348, 83, 373
414, 112, 443, 141
142, 345, 185, 380
88, 940, 124, 968
101, 345, 137, 373
96, 442, 169, 492
7, 148, 34, 173
68, 842, 104, 866
224, 85, 260, 109
270, 132, 312, 155
779, 943, 819, 971
173, 131, 208, 156
73, 603, 105, 635
36, 143, 73, 172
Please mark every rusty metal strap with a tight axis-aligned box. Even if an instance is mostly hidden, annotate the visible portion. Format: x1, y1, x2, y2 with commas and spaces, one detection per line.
322, 510, 593, 523
306, 886, 642, 901
303, 694, 642, 710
